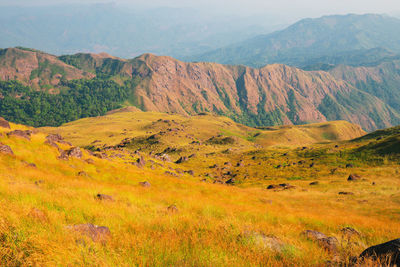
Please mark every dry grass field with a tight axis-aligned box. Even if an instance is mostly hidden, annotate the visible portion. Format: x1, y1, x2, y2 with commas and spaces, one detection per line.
0, 110, 399, 266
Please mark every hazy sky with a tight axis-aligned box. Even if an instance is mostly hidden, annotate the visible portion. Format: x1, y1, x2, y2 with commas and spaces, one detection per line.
1, 0, 400, 19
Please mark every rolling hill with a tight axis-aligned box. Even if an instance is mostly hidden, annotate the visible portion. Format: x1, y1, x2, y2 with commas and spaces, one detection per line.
40, 109, 366, 151
191, 14, 400, 68
0, 112, 399, 266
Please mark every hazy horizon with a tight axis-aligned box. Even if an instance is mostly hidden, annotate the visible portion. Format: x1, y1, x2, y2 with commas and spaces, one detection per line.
1, 0, 400, 21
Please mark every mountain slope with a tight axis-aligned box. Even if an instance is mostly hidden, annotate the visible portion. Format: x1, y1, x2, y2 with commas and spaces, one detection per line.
0, 47, 94, 90
127, 54, 400, 131
1, 48, 400, 131
328, 60, 400, 112
191, 14, 400, 68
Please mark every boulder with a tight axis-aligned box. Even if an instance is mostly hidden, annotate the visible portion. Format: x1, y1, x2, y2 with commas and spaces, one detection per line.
77, 171, 88, 177
7, 130, 32, 140
96, 194, 114, 201
339, 192, 354, 195
46, 134, 63, 143
136, 156, 146, 168
303, 230, 338, 253
57, 151, 69, 160
348, 174, 362, 182
85, 159, 95, 164
175, 156, 189, 164
66, 147, 83, 159
0, 117, 10, 129
0, 143, 13, 155
184, 170, 194, 176
34, 180, 44, 186
139, 181, 151, 187
167, 205, 179, 213
243, 232, 285, 252
267, 183, 295, 190
225, 178, 235, 185
341, 227, 360, 239
309, 181, 319, 186
67, 224, 111, 243
359, 238, 400, 265
236, 161, 244, 167
303, 230, 328, 241
165, 171, 178, 177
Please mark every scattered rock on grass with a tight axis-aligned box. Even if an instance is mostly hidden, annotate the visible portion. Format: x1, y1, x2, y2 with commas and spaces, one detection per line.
167, 205, 179, 213
7, 130, 32, 140
302, 230, 338, 253
175, 156, 188, 164
85, 159, 95, 164
242, 232, 285, 252
341, 227, 360, 239
339, 192, 354, 195
58, 151, 69, 160
66, 147, 83, 159
347, 174, 362, 182
77, 171, 88, 177
139, 181, 151, 187
96, 194, 114, 201
165, 171, 178, 177
67, 224, 111, 243
225, 178, 235, 185
267, 184, 296, 190
34, 180, 44, 186
0, 143, 13, 155
136, 156, 146, 168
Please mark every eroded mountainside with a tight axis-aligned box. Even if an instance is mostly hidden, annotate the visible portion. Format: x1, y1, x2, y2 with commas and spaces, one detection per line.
1, 47, 400, 131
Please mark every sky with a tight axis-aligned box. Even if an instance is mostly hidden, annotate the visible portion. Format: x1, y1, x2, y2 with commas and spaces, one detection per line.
1, 0, 400, 19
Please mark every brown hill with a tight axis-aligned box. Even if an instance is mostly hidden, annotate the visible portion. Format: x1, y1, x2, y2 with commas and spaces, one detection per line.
127, 54, 399, 131
0, 47, 94, 90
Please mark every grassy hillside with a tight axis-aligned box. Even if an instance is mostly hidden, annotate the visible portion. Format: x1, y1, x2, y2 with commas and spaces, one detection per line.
0, 113, 399, 266
41, 110, 365, 150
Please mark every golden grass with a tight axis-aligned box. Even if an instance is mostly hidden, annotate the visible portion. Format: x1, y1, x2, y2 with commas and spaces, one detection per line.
0, 114, 398, 266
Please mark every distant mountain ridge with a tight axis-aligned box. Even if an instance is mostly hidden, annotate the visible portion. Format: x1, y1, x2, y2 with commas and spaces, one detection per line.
0, 4, 280, 59
190, 14, 400, 68
0, 47, 400, 131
